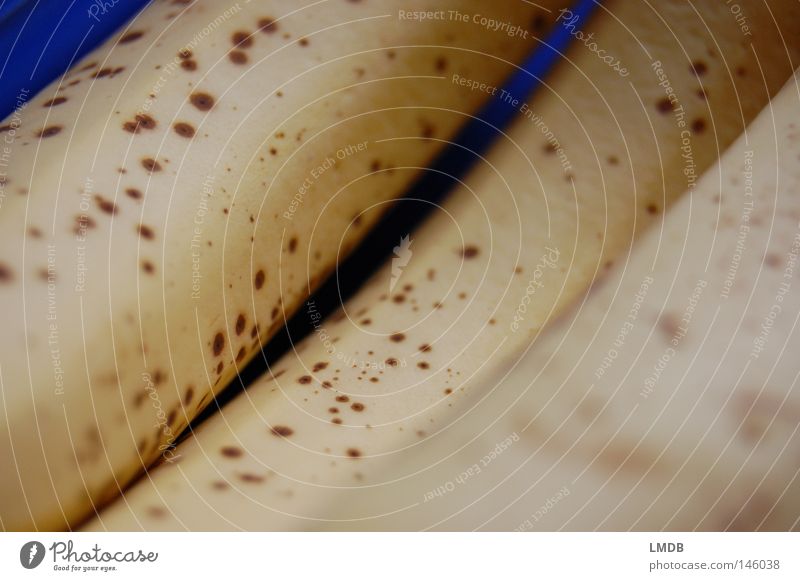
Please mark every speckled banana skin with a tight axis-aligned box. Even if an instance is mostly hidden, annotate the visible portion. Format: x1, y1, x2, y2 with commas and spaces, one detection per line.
330, 70, 800, 532
0, 0, 559, 531
86, 1, 800, 530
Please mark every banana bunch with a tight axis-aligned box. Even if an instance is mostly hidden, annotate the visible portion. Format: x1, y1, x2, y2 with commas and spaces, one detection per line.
323, 70, 800, 532
84, 1, 800, 530
0, 0, 563, 530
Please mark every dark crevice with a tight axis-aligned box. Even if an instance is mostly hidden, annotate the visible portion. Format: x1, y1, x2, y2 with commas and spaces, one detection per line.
181, 0, 598, 438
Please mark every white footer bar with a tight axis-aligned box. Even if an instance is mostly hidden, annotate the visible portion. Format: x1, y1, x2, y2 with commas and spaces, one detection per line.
0, 532, 796, 579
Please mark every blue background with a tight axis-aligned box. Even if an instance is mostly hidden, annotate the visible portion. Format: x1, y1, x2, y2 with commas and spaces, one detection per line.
0, 0, 151, 119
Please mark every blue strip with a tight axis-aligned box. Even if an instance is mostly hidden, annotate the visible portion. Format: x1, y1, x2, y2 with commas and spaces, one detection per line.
416, 0, 598, 189
0, 0, 151, 120
0, 0, 33, 23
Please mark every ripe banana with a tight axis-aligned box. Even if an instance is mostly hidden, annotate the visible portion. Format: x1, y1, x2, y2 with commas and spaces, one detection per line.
86, 0, 800, 530
0, 0, 558, 531
326, 69, 800, 531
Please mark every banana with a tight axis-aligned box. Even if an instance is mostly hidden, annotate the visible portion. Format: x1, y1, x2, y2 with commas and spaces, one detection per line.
325, 69, 800, 531
0, 0, 558, 531
86, 0, 800, 530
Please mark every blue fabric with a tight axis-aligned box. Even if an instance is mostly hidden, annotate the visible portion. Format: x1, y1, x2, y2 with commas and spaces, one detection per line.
479, 0, 597, 141
0, 0, 151, 120
403, 0, 598, 201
